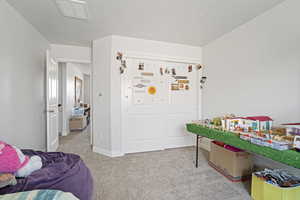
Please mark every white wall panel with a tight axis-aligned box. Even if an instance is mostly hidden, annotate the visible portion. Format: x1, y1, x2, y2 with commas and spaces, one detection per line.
203, 0, 300, 124
92, 37, 113, 153
0, 1, 49, 150
202, 0, 300, 168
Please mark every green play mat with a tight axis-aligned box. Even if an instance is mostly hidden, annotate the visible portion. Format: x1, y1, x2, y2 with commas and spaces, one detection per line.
186, 123, 300, 169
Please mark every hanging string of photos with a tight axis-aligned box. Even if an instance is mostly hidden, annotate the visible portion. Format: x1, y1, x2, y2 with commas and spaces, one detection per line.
116, 52, 127, 74
116, 52, 207, 89
196, 64, 207, 89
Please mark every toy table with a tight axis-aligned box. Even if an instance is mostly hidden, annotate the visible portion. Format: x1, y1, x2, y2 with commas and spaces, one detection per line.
186, 123, 300, 169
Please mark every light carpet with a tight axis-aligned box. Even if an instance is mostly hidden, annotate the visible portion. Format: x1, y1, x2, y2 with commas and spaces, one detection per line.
58, 130, 251, 200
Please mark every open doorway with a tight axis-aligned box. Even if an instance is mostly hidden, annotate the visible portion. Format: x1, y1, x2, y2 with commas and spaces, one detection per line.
57, 62, 92, 148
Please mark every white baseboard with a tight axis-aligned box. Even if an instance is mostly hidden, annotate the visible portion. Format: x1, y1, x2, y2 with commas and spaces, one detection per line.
165, 136, 194, 149
111, 150, 124, 157
93, 146, 124, 157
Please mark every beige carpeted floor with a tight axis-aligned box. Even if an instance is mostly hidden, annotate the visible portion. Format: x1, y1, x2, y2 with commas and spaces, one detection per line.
58, 130, 251, 200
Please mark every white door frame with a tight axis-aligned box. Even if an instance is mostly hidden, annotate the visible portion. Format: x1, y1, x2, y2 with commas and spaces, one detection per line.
54, 57, 94, 147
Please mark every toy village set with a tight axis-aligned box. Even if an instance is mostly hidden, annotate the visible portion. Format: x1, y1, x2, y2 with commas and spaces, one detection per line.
194, 115, 300, 151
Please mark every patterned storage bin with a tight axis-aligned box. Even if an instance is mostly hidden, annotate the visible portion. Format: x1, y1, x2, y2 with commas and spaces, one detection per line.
252, 174, 300, 200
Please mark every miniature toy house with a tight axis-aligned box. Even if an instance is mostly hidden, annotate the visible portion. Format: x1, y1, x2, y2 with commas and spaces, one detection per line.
226, 118, 249, 131
244, 116, 273, 131
227, 118, 239, 131
224, 116, 273, 132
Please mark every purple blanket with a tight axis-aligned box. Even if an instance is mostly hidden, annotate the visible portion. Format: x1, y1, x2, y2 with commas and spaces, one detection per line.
0, 150, 93, 200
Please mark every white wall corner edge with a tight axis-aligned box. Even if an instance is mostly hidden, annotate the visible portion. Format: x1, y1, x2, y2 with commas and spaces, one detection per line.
93, 146, 124, 157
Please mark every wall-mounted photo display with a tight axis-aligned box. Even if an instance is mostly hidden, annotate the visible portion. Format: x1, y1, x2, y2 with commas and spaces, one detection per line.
126, 58, 197, 108
116, 52, 123, 61
120, 67, 124, 74
174, 76, 187, 80
178, 79, 189, 84
117, 52, 127, 74
160, 67, 164, 75
148, 86, 157, 95
138, 62, 144, 70
121, 60, 127, 68
172, 68, 176, 76
171, 83, 179, 91
165, 68, 170, 74
171, 76, 190, 92
196, 64, 203, 70
141, 72, 154, 76
179, 83, 184, 89
188, 65, 193, 72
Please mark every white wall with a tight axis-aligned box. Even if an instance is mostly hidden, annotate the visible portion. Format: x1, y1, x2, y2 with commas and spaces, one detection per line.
93, 36, 113, 154
76, 63, 91, 75
93, 35, 202, 156
51, 44, 92, 64
0, 0, 49, 150
84, 74, 91, 105
203, 0, 300, 125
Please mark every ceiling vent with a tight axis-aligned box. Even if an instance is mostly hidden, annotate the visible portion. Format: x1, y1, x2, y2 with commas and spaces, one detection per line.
55, 0, 89, 20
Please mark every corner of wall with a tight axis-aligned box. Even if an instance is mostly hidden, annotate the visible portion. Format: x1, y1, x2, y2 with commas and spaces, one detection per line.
92, 36, 114, 156
1, 0, 49, 150
92, 146, 124, 157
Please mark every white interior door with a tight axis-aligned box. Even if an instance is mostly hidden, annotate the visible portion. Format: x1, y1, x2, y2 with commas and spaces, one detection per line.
122, 58, 199, 154
46, 50, 59, 152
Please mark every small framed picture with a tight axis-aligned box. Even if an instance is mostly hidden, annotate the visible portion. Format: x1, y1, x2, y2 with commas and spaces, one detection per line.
196, 64, 203, 70
121, 60, 126, 68
165, 68, 170, 74
116, 52, 123, 60
138, 63, 144, 70
160, 67, 164, 75
188, 65, 193, 72
171, 84, 179, 91
179, 83, 184, 89
172, 68, 176, 76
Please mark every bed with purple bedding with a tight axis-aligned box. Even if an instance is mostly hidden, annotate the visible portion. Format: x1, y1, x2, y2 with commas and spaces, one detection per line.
0, 150, 93, 200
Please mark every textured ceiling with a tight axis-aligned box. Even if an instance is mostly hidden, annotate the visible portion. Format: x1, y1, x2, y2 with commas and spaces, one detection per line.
7, 0, 285, 47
